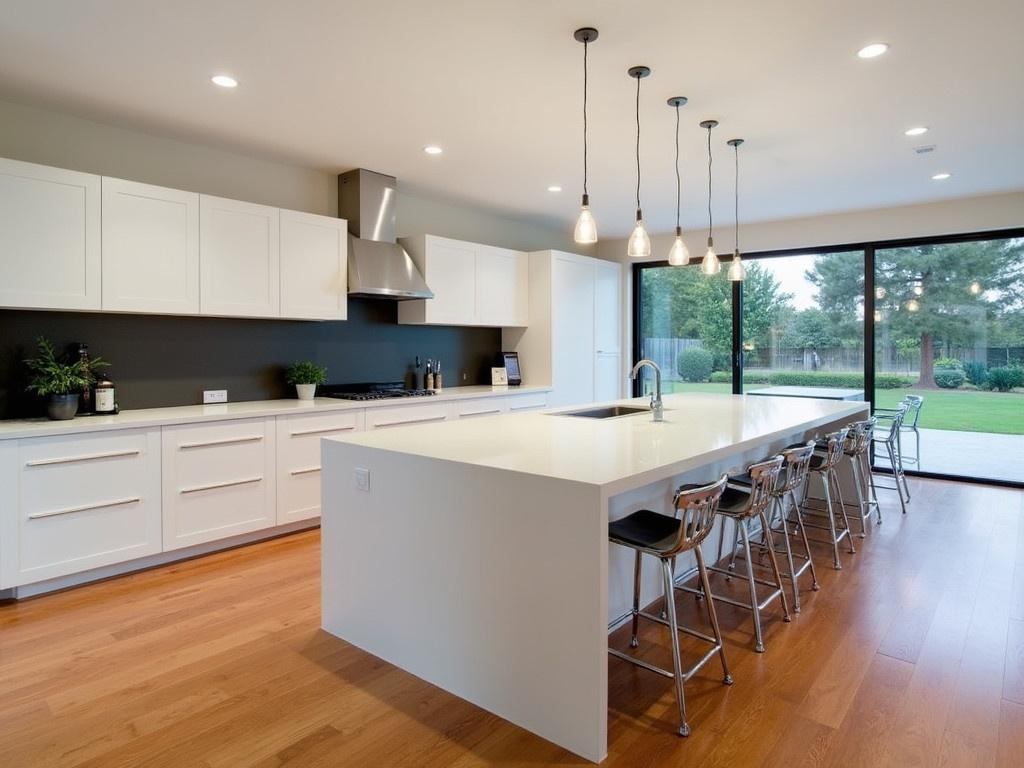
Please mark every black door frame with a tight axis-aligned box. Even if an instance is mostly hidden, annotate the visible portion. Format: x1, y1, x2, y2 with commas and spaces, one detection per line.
631, 226, 1024, 489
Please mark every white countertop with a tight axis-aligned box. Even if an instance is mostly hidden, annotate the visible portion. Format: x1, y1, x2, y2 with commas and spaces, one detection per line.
0, 385, 550, 440
328, 393, 867, 494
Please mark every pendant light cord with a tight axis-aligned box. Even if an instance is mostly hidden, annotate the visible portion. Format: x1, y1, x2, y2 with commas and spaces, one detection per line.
635, 74, 642, 211
582, 39, 589, 197
734, 142, 739, 251
674, 105, 681, 229
706, 125, 714, 237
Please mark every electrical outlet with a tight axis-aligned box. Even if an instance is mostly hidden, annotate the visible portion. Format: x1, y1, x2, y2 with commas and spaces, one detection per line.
203, 389, 228, 404
354, 467, 370, 492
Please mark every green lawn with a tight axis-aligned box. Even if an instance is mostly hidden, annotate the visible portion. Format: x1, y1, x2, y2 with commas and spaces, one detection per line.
657, 380, 1024, 435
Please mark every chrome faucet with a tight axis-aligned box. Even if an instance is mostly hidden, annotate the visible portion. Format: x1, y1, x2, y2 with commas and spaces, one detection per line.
630, 359, 664, 422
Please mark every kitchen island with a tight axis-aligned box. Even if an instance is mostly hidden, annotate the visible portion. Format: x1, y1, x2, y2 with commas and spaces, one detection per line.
320, 393, 867, 762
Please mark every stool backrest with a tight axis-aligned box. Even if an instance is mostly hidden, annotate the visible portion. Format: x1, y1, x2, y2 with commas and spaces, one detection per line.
819, 427, 850, 469
779, 441, 816, 493
883, 405, 906, 441
670, 474, 728, 553
902, 395, 923, 427
741, 455, 785, 518
844, 418, 875, 456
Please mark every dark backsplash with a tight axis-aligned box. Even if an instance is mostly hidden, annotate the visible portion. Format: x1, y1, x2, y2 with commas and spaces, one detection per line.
0, 300, 500, 419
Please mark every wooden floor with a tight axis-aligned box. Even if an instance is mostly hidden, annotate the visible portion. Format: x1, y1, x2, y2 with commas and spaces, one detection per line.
2, 477, 1023, 767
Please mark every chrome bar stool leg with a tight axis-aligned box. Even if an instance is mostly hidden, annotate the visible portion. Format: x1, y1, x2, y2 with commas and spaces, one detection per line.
737, 519, 766, 653
791, 489, 820, 590
862, 452, 882, 524
630, 550, 642, 648
661, 557, 690, 736
694, 546, 732, 684
774, 495, 801, 612
829, 468, 856, 555
885, 441, 908, 515
818, 472, 843, 569
758, 509, 792, 623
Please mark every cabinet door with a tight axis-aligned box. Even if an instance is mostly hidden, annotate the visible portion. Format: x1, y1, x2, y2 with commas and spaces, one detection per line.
423, 237, 476, 324
476, 246, 528, 327
280, 209, 347, 320
200, 195, 280, 317
449, 397, 508, 419
162, 418, 276, 549
1, 429, 162, 588
0, 158, 101, 311
594, 354, 622, 402
276, 409, 363, 524
593, 260, 622, 356
102, 177, 200, 314
365, 401, 450, 430
550, 255, 596, 407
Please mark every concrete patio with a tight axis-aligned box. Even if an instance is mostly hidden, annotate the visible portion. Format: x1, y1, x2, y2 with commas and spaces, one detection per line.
875, 427, 1024, 483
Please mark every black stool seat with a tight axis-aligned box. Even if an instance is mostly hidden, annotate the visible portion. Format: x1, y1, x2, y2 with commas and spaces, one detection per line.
809, 454, 828, 471
608, 509, 680, 552
678, 482, 752, 516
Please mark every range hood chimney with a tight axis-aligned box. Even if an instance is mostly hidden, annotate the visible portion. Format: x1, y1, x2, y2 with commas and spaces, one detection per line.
339, 169, 433, 300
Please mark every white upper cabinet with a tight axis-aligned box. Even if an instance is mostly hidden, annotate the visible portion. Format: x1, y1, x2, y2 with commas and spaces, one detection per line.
0, 158, 101, 311
551, 254, 597, 405
593, 260, 622, 356
102, 177, 200, 314
279, 209, 348, 320
200, 195, 280, 318
476, 245, 529, 327
398, 235, 528, 327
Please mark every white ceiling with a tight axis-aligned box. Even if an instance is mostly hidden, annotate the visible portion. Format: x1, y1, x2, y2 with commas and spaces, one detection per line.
1, 1, 1022, 237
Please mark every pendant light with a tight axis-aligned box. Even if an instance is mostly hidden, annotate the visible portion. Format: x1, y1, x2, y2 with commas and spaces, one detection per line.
699, 120, 721, 274
626, 66, 652, 259
666, 96, 691, 266
727, 138, 746, 281
573, 28, 599, 244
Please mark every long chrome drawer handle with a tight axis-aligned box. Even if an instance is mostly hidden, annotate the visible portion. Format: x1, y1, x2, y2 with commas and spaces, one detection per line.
26, 449, 141, 467
460, 409, 502, 417
290, 425, 356, 437
290, 466, 322, 476
373, 415, 447, 428
179, 435, 263, 450
28, 496, 142, 519
180, 476, 263, 494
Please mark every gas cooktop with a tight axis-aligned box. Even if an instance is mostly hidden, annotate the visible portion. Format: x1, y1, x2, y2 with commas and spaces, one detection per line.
319, 382, 437, 401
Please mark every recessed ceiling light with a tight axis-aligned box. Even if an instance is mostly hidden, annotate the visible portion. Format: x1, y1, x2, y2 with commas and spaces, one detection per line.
932, 172, 951, 180
210, 74, 238, 88
547, 185, 563, 193
857, 42, 889, 59
904, 126, 929, 137
423, 145, 443, 155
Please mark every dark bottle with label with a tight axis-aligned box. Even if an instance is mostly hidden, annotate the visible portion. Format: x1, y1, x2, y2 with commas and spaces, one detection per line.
76, 343, 94, 414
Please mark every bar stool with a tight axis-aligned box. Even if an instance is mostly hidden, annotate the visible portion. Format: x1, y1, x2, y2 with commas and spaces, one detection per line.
608, 475, 732, 737
871, 405, 910, 514
679, 456, 791, 653
764, 441, 820, 613
838, 418, 881, 535
877, 395, 924, 469
798, 428, 855, 570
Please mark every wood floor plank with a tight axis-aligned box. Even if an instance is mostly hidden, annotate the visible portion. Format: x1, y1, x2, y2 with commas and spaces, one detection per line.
0, 478, 1020, 767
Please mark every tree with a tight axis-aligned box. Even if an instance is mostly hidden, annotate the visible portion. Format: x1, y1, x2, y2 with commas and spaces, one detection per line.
780, 308, 843, 349
807, 239, 1024, 387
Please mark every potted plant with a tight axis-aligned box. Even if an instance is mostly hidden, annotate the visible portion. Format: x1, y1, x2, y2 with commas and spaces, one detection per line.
286, 361, 327, 401
25, 337, 102, 420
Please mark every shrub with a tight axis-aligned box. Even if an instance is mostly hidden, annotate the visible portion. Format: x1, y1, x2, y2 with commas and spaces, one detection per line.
701, 369, 913, 389
933, 357, 963, 370
875, 373, 914, 389
285, 361, 327, 386
677, 348, 714, 382
986, 366, 1024, 392
962, 361, 988, 387
709, 371, 733, 384
933, 368, 965, 389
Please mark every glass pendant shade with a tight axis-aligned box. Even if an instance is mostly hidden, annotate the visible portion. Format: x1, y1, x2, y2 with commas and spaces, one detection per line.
727, 250, 746, 281
701, 237, 720, 274
667, 227, 690, 265
574, 195, 598, 244
627, 211, 651, 259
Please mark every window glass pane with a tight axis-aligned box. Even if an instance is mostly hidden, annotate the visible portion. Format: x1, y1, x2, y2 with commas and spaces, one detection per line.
637, 265, 733, 396
873, 237, 1024, 483
743, 253, 865, 400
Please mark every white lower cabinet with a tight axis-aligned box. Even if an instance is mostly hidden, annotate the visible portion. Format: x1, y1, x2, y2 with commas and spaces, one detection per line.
365, 401, 450, 430
0, 428, 162, 588
449, 397, 508, 419
161, 418, 276, 550
506, 391, 548, 413
276, 410, 364, 524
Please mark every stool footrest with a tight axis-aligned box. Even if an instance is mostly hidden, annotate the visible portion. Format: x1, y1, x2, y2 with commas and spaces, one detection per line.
676, 582, 784, 614
637, 610, 718, 645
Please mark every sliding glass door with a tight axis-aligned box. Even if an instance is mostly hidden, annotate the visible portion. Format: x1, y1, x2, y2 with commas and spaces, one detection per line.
873, 235, 1024, 483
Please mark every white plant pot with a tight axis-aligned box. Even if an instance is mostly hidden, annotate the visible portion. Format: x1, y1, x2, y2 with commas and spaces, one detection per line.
296, 383, 317, 401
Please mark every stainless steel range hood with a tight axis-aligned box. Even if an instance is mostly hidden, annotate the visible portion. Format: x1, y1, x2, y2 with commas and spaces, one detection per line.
339, 169, 433, 300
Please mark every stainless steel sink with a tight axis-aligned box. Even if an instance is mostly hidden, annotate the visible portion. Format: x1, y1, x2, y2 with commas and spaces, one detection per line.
557, 405, 651, 419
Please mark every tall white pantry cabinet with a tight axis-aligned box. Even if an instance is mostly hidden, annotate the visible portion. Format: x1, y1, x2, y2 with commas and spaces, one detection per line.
503, 251, 624, 407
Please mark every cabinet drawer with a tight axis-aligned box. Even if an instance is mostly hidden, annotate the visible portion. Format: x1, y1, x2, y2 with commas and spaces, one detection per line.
162, 418, 276, 550
450, 397, 507, 419
1, 428, 162, 588
364, 402, 450, 430
276, 410, 363, 524
506, 392, 548, 412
